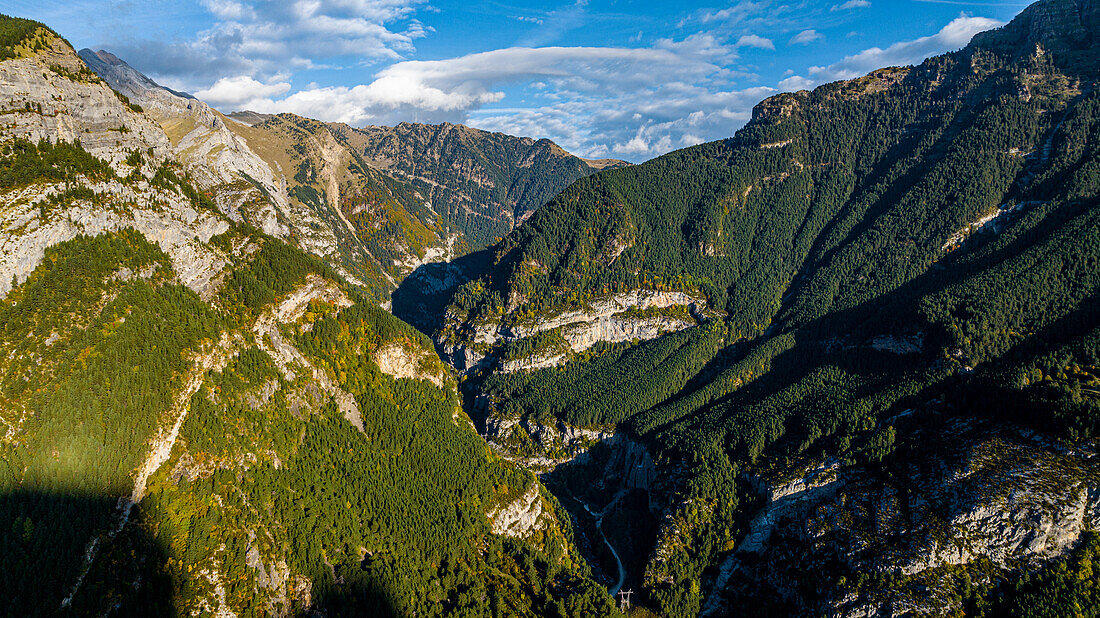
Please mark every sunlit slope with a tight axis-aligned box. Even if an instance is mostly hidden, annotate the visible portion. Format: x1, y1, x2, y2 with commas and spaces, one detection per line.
407, 1, 1100, 614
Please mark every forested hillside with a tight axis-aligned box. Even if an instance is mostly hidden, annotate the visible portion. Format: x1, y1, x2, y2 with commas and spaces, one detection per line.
78, 48, 622, 299
396, 0, 1100, 614
350, 121, 627, 246
0, 17, 616, 616
6, 0, 1100, 615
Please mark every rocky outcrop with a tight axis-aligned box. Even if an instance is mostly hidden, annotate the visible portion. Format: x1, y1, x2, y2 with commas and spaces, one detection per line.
971, 0, 1100, 73
79, 50, 420, 292
373, 342, 445, 388
78, 50, 305, 239
0, 39, 237, 300
253, 275, 361, 429
487, 483, 551, 537
0, 179, 229, 298
559, 313, 695, 353
708, 416, 1100, 617
440, 289, 703, 372
0, 36, 170, 167
510, 290, 701, 339
499, 352, 569, 373
738, 461, 843, 555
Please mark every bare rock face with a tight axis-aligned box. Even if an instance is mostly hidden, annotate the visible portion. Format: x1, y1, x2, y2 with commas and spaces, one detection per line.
499, 352, 570, 373
0, 36, 236, 299
373, 342, 445, 387
707, 416, 1100, 617
0, 178, 228, 299
559, 313, 695, 354
487, 483, 551, 537
78, 50, 295, 233
439, 289, 704, 372
78, 50, 387, 290
0, 37, 170, 167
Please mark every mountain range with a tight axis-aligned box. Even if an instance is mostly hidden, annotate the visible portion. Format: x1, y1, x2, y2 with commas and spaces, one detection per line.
78, 47, 623, 299
1, 1, 1099, 616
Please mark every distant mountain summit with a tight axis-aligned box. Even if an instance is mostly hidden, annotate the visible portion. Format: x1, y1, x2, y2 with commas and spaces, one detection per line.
78, 48, 195, 101
0, 16, 616, 616
78, 48, 625, 296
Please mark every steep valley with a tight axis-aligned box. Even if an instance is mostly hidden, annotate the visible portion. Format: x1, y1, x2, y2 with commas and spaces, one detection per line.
0, 17, 617, 616
3, 1, 1100, 616
396, 0, 1100, 615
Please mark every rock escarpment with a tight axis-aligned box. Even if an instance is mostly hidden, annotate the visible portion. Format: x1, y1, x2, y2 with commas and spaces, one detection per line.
0, 179, 228, 298
438, 289, 705, 372
706, 416, 1100, 617
0, 36, 169, 164
0, 40, 229, 299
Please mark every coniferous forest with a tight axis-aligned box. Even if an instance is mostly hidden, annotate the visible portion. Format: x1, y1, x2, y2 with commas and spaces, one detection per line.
2, 1, 1100, 616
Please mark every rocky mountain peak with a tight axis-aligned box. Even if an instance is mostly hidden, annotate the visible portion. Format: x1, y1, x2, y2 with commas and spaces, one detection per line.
971, 0, 1099, 72
77, 48, 195, 102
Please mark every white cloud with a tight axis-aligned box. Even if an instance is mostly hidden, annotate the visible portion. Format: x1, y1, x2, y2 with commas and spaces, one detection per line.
469, 85, 773, 159
736, 34, 775, 50
112, 0, 429, 88
194, 75, 291, 107
101, 1, 1009, 162
831, 0, 870, 10
201, 0, 255, 20
790, 30, 825, 45
778, 75, 815, 91
212, 39, 734, 121
808, 14, 1002, 81
697, 2, 770, 24
181, 35, 774, 160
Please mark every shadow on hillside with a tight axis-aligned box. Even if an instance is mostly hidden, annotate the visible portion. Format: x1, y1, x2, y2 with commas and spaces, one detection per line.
391, 249, 492, 335
0, 490, 400, 617
637, 196, 1100, 452
0, 490, 172, 616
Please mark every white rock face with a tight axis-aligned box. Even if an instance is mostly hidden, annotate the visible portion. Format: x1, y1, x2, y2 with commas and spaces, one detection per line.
705, 417, 1100, 617
0, 179, 228, 298
509, 290, 701, 339
78, 50, 285, 208
252, 275, 362, 429
0, 42, 236, 299
373, 342, 445, 387
78, 49, 350, 272
394, 232, 460, 276
0, 38, 170, 167
499, 352, 569, 373
441, 289, 703, 371
487, 484, 549, 537
559, 314, 695, 353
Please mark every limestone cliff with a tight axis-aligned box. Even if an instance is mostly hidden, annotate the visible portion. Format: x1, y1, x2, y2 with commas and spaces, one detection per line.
437, 289, 707, 372
79, 51, 620, 300
704, 416, 1100, 616
0, 40, 227, 299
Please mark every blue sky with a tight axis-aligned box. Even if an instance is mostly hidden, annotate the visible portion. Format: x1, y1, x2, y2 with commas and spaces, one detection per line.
4, 0, 1030, 160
